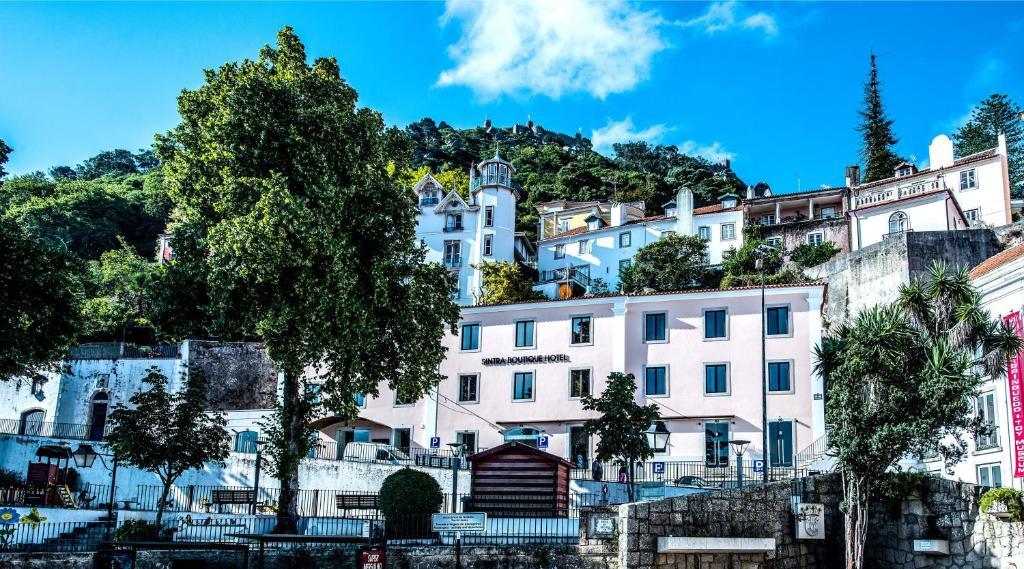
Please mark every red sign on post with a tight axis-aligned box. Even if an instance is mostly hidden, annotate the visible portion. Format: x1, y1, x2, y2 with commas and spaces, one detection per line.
361, 548, 385, 569
1004, 311, 1024, 478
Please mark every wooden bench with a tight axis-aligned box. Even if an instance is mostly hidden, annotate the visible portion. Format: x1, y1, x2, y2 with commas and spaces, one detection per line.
335, 494, 378, 514
211, 490, 255, 505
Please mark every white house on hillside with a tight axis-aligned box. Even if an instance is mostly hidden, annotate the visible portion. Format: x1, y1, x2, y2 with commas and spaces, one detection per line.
848, 133, 1012, 250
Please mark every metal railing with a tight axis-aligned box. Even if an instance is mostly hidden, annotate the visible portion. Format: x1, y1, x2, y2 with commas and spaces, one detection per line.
471, 174, 512, 190
855, 179, 942, 207
442, 225, 464, 233
538, 266, 591, 287
570, 459, 805, 488
0, 418, 109, 441
69, 342, 179, 360
795, 426, 833, 467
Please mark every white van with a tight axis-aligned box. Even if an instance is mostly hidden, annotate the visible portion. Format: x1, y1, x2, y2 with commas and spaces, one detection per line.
341, 442, 411, 465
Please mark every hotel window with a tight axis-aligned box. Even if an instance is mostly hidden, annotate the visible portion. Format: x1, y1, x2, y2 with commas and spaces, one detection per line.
704, 364, 728, 394
806, 232, 823, 246
820, 206, 838, 219
768, 420, 794, 467
461, 323, 480, 351
483, 234, 494, 257
445, 213, 463, 231
644, 312, 667, 343
513, 372, 534, 401
698, 226, 711, 241
394, 388, 416, 407
554, 244, 565, 259
568, 426, 590, 467
976, 392, 999, 450
458, 374, 479, 403
571, 316, 592, 345
960, 168, 977, 190
645, 366, 667, 396
443, 240, 461, 267
619, 232, 631, 248
578, 239, 591, 254
456, 431, 478, 455
570, 369, 592, 398
766, 306, 790, 336
514, 320, 535, 348
721, 223, 736, 241
484, 206, 494, 227
768, 361, 792, 392
704, 309, 727, 339
705, 421, 730, 467
978, 463, 1003, 488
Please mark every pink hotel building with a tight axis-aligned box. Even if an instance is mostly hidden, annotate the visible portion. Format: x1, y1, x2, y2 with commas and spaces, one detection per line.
316, 282, 826, 468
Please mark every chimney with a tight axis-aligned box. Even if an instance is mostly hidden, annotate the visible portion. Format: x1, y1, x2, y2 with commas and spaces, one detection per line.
610, 203, 627, 227
674, 187, 694, 236
746, 185, 755, 200
844, 165, 860, 188
998, 132, 1008, 157
928, 134, 954, 170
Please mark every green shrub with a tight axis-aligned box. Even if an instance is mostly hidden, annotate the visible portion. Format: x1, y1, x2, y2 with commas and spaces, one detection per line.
0, 469, 24, 487
379, 468, 443, 518
791, 241, 840, 268
873, 471, 933, 519
980, 488, 1024, 521
114, 520, 164, 541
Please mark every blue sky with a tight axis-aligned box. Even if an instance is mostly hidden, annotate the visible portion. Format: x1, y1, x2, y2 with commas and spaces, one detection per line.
1, 1, 1021, 192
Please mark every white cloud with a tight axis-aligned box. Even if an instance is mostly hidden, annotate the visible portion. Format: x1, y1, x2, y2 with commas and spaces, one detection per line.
591, 117, 673, 155
677, 1, 778, 38
437, 0, 667, 100
678, 140, 735, 162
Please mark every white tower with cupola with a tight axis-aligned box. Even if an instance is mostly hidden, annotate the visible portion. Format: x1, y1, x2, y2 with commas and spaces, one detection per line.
468, 151, 520, 300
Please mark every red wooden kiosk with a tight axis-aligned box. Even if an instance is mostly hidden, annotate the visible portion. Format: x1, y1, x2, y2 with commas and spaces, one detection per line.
466, 442, 574, 518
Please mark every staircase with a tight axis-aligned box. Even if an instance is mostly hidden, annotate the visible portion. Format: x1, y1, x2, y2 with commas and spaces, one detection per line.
41, 514, 115, 552
795, 427, 835, 472
57, 485, 79, 509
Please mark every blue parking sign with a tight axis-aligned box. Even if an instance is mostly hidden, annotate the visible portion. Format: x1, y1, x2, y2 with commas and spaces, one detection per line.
652, 462, 665, 475
538, 435, 550, 449
753, 460, 764, 473
430, 437, 440, 449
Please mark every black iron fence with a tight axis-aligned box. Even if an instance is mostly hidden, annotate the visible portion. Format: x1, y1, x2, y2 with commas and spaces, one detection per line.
570, 459, 805, 488
0, 418, 108, 441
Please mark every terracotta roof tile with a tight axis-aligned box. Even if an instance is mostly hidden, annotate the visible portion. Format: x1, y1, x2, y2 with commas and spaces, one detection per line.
970, 242, 1024, 279
856, 149, 998, 190
693, 204, 743, 215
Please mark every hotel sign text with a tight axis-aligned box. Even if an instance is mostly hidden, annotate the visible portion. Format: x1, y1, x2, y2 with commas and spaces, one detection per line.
482, 354, 570, 366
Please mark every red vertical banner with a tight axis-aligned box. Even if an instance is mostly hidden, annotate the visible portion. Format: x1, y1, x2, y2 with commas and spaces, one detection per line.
1004, 311, 1024, 478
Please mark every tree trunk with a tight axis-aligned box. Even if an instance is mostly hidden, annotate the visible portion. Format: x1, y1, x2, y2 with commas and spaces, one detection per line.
155, 479, 173, 530
627, 458, 635, 503
274, 370, 303, 534
843, 470, 870, 569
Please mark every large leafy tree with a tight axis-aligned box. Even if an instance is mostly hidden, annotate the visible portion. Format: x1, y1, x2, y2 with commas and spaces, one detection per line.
815, 263, 1022, 569
156, 27, 460, 532
0, 216, 83, 380
0, 139, 11, 179
955, 94, 1024, 198
857, 54, 905, 183
106, 368, 229, 527
581, 372, 660, 502
81, 241, 157, 341
478, 260, 544, 305
620, 233, 709, 293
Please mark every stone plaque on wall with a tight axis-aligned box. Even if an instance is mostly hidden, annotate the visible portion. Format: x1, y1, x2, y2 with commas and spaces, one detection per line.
796, 503, 825, 540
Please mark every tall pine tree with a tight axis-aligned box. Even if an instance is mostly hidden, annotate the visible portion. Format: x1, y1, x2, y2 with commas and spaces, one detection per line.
954, 94, 1024, 198
857, 54, 905, 183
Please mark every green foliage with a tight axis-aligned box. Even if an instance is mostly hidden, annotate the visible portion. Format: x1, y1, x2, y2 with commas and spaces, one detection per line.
620, 234, 708, 293
587, 278, 610, 296
378, 468, 444, 518
106, 367, 229, 526
0, 469, 23, 487
980, 488, 1024, 521
398, 165, 470, 199
791, 241, 840, 269
0, 216, 83, 379
815, 262, 1023, 568
156, 27, 460, 531
81, 241, 157, 339
873, 471, 932, 519
955, 94, 1024, 198
858, 54, 906, 183
479, 261, 543, 304
581, 372, 660, 500
0, 139, 10, 179
114, 520, 166, 542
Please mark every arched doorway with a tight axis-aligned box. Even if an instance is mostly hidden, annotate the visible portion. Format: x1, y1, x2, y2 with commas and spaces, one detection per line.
888, 211, 909, 235
89, 392, 109, 441
19, 409, 44, 436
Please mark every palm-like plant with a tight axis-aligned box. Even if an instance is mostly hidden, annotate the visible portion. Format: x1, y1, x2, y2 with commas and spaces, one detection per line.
816, 262, 1022, 569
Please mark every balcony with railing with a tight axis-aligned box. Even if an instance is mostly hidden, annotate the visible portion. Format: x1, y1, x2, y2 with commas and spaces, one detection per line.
443, 256, 462, 268
538, 266, 591, 288
442, 224, 464, 233
471, 174, 512, 190
747, 212, 845, 227
69, 342, 180, 360
419, 197, 440, 207
854, 179, 942, 208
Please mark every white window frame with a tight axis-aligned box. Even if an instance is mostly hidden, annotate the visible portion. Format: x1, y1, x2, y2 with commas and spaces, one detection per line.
554, 244, 565, 260
766, 359, 795, 394
619, 232, 632, 248
761, 214, 776, 226
643, 311, 669, 344
806, 232, 824, 246
703, 362, 731, 397
698, 226, 712, 241
456, 430, 479, 454
512, 370, 537, 402
568, 367, 593, 400
514, 319, 536, 350
570, 314, 594, 346
960, 168, 977, 190
578, 239, 591, 255
394, 388, 416, 408
702, 307, 729, 341
765, 303, 793, 338
457, 373, 480, 404
977, 462, 1003, 488
484, 206, 494, 227
483, 234, 494, 257
721, 223, 736, 241
766, 237, 783, 248
443, 240, 462, 266
819, 206, 838, 219
642, 364, 670, 398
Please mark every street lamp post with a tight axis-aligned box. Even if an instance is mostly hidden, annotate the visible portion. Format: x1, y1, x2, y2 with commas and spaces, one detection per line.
72, 444, 117, 539
728, 440, 750, 488
754, 243, 776, 484
447, 442, 466, 569
251, 440, 264, 516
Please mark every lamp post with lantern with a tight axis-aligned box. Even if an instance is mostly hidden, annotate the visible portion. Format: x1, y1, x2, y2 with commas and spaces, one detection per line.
71, 444, 117, 538
728, 439, 751, 488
